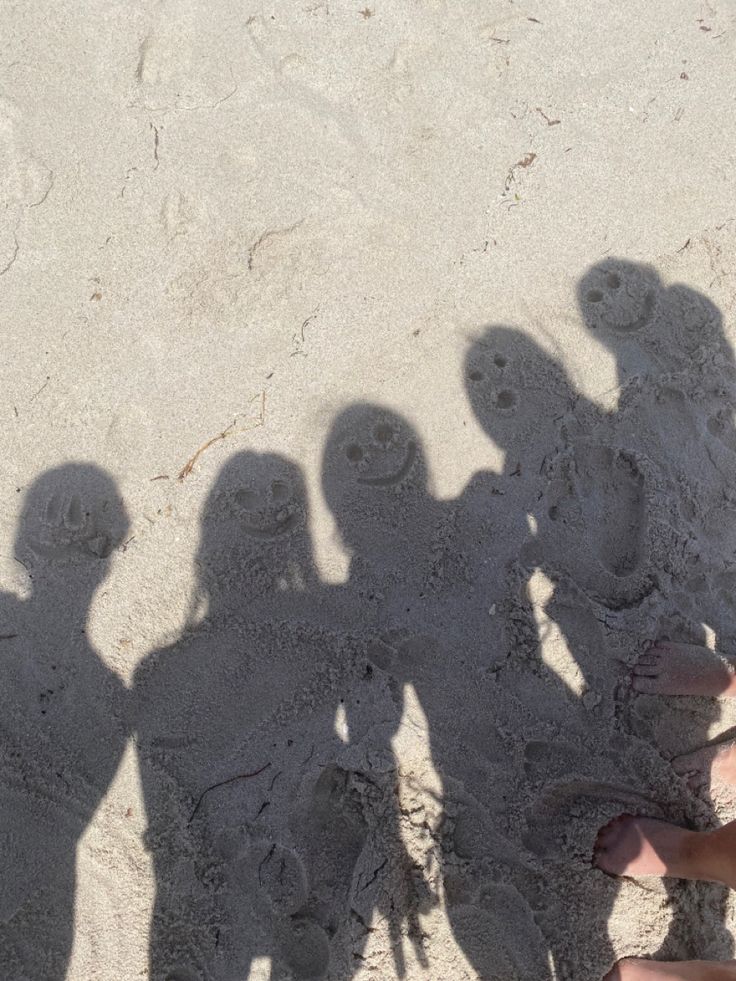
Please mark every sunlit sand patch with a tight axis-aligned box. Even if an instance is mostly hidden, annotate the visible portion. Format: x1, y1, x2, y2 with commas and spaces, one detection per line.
385, 684, 478, 978
246, 957, 271, 980
67, 741, 153, 980
527, 568, 585, 698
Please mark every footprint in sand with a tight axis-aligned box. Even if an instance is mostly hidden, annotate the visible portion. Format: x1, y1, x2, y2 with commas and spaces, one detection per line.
523, 740, 589, 782
367, 631, 439, 681
275, 915, 330, 979
449, 883, 549, 980
289, 766, 368, 935
522, 779, 662, 860
707, 409, 736, 454
653, 383, 700, 445
451, 803, 530, 869
578, 260, 659, 334
573, 444, 646, 578
243, 842, 309, 916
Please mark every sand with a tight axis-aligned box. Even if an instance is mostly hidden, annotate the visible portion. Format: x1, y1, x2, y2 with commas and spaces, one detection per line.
2, 1, 736, 978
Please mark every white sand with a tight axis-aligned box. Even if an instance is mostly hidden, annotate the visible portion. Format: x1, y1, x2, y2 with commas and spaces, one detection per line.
2, 1, 736, 978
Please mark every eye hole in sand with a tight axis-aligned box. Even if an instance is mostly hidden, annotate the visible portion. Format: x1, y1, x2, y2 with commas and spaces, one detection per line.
606, 272, 621, 289
373, 422, 395, 444
28, 493, 113, 560
468, 369, 484, 382
496, 390, 517, 410
45, 494, 62, 523
271, 480, 290, 502
235, 488, 260, 510
586, 289, 604, 303
66, 495, 83, 529
494, 355, 507, 368
346, 443, 364, 462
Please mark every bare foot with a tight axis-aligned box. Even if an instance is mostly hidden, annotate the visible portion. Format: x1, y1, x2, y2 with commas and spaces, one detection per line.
673, 739, 736, 794
593, 815, 702, 880
605, 958, 736, 981
632, 642, 736, 697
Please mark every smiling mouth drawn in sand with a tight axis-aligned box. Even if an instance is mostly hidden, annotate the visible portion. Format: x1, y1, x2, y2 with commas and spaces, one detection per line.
344, 421, 418, 488
579, 261, 660, 334
234, 480, 300, 538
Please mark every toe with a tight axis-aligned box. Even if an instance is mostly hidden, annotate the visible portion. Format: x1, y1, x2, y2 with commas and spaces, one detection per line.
686, 771, 707, 792
672, 747, 714, 778
651, 641, 673, 654
632, 663, 660, 677
672, 753, 698, 774
632, 676, 664, 694
593, 814, 632, 863
593, 825, 615, 861
636, 653, 660, 667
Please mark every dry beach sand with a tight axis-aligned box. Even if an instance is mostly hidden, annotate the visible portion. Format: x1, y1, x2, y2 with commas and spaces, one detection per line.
2, 1, 736, 978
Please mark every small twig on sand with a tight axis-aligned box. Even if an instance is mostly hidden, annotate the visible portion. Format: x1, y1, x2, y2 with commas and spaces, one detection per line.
503, 152, 537, 193
189, 762, 271, 824
30, 376, 51, 402
535, 107, 560, 126
258, 843, 276, 885
178, 391, 266, 481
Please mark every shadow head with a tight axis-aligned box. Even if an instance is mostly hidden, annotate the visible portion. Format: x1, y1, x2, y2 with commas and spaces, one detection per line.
18, 463, 129, 583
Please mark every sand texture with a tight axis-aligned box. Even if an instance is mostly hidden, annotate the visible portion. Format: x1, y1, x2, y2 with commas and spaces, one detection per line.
2, 1, 736, 979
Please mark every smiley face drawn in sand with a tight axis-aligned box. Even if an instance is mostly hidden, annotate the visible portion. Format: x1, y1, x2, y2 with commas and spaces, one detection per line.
578, 259, 660, 334
465, 327, 572, 473
322, 404, 429, 562
206, 453, 307, 545
199, 452, 314, 600
342, 415, 419, 489
465, 354, 519, 417
323, 404, 426, 511
233, 476, 300, 539
21, 471, 128, 563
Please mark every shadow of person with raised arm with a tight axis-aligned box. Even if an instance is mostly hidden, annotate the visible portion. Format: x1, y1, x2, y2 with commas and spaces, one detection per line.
462, 325, 643, 978
134, 450, 372, 981
577, 259, 736, 973
321, 401, 555, 980
465, 318, 721, 977
465, 269, 736, 977
0, 464, 129, 980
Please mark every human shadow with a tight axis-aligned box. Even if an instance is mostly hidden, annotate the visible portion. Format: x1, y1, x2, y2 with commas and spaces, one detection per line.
575, 258, 736, 968
463, 322, 678, 977
459, 263, 736, 976
134, 451, 373, 981
320, 400, 558, 979
131, 260, 736, 981
0, 464, 129, 979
